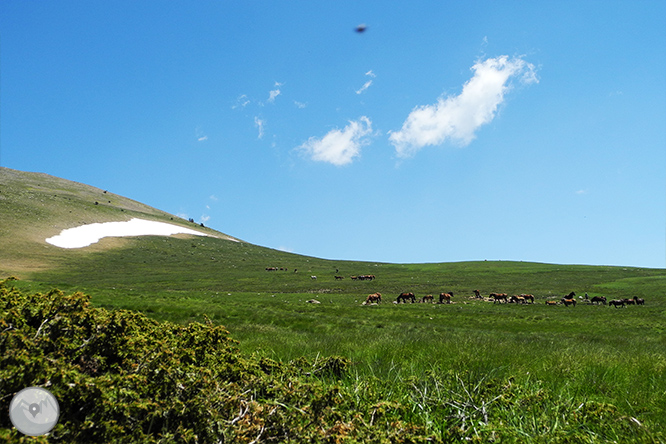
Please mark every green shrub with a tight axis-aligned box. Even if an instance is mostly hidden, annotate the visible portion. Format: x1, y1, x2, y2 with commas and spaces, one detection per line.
0, 279, 429, 443
2, 278, 663, 443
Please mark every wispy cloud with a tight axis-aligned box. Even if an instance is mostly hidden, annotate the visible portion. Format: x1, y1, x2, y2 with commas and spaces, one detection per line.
356, 80, 373, 95
356, 70, 376, 94
297, 116, 372, 166
294, 101, 307, 109
232, 94, 250, 109
268, 82, 283, 103
195, 126, 208, 142
389, 55, 538, 158
254, 117, 265, 139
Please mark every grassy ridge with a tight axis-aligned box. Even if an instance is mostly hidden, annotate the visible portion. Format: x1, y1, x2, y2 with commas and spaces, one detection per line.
3, 167, 666, 440
2, 280, 664, 442
15, 235, 666, 439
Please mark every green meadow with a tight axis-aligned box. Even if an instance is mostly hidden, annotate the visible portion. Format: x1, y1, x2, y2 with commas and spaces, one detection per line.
2, 168, 666, 442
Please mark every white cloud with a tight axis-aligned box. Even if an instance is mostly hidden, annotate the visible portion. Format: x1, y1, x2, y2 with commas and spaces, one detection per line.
254, 117, 265, 139
268, 89, 281, 103
268, 82, 283, 103
232, 94, 250, 109
297, 116, 372, 166
294, 101, 307, 109
356, 70, 376, 94
201, 214, 211, 223
389, 55, 538, 158
195, 126, 208, 142
356, 80, 373, 95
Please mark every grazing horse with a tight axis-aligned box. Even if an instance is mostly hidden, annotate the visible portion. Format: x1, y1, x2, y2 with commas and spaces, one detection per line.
522, 294, 535, 304
634, 296, 645, 305
490, 293, 508, 303
545, 300, 558, 306
623, 298, 636, 305
334, 276, 344, 280
473, 289, 482, 299
590, 296, 607, 305
609, 299, 625, 308
365, 293, 382, 304
421, 294, 434, 303
561, 297, 577, 307
439, 292, 453, 304
510, 295, 526, 304
397, 292, 416, 303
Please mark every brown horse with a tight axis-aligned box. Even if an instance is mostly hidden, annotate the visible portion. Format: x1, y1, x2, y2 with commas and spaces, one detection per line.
365, 292, 382, 304
521, 294, 535, 304
439, 292, 453, 304
397, 292, 416, 303
609, 299, 625, 308
590, 296, 607, 305
545, 300, 558, 306
421, 294, 434, 303
634, 296, 645, 305
490, 293, 508, 303
473, 289, 482, 299
561, 297, 576, 307
510, 295, 526, 304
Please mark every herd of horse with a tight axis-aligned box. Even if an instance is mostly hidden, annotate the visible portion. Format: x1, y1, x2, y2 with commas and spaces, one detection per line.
263, 268, 646, 308
363, 290, 647, 307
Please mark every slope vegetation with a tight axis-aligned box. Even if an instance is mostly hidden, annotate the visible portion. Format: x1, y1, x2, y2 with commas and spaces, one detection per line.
0, 167, 236, 276
2, 168, 666, 441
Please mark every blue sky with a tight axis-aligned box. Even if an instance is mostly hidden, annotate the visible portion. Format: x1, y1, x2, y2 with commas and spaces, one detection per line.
2, 1, 665, 268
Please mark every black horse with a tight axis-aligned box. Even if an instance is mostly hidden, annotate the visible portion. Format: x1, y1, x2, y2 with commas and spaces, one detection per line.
397, 292, 416, 303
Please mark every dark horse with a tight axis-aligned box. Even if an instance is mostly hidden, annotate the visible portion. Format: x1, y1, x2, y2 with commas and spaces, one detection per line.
397, 292, 416, 303
609, 299, 625, 308
439, 292, 453, 304
490, 293, 508, 303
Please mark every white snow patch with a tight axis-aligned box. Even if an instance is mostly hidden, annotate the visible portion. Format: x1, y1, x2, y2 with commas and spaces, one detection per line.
46, 218, 211, 249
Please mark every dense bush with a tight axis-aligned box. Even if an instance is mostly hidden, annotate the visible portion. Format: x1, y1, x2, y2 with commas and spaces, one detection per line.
0, 279, 430, 443
2, 278, 662, 443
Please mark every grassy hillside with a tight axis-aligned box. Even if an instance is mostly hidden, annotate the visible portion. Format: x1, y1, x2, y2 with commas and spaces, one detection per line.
2, 167, 666, 441
0, 167, 237, 276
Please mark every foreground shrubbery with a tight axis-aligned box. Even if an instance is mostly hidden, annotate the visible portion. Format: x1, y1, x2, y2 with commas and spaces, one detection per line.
1, 279, 662, 443
0, 280, 428, 443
